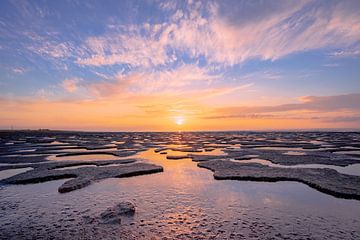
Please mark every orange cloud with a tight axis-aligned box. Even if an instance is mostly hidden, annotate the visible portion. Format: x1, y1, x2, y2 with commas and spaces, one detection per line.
1, 91, 359, 131
86, 64, 220, 97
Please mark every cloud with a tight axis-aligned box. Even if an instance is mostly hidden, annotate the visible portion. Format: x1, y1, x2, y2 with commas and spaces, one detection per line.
159, 0, 178, 11
330, 49, 360, 58
75, 0, 360, 68
235, 71, 283, 82
325, 115, 360, 123
76, 24, 170, 67
197, 0, 360, 64
205, 93, 360, 119
322, 63, 340, 67
93, 71, 112, 80
12, 67, 28, 74
61, 78, 82, 93
2, 1, 360, 131
195, 83, 254, 99
28, 40, 76, 59
35, 88, 54, 100
87, 64, 219, 97
297, 94, 360, 111
1, 91, 359, 130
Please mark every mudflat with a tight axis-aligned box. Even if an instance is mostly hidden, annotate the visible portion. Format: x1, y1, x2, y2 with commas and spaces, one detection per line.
0, 130, 360, 239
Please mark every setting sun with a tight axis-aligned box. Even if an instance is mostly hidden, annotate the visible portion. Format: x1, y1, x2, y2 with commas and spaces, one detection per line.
175, 117, 184, 125
0, 1, 359, 239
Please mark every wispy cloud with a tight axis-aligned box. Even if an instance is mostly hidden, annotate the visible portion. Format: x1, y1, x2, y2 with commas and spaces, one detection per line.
76, 29, 170, 67
235, 71, 283, 82
22, 30, 81, 60
330, 49, 360, 58
12, 67, 28, 74
87, 64, 219, 97
325, 115, 360, 123
75, 0, 360, 68
194, 83, 254, 99
35, 88, 54, 100
61, 78, 82, 93
0, 0, 359, 130
322, 63, 340, 68
205, 93, 360, 119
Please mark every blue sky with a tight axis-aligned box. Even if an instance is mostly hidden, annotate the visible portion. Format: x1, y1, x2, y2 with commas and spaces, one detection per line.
0, 0, 360, 130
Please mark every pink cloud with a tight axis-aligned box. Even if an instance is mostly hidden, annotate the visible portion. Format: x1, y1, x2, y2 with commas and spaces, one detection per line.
205, 93, 360, 119
61, 78, 82, 93
87, 64, 219, 97
28, 41, 74, 58
76, 1, 360, 68
76, 26, 170, 67
184, 0, 360, 64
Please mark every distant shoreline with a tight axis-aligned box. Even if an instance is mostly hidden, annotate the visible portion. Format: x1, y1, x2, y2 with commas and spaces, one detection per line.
1, 129, 359, 133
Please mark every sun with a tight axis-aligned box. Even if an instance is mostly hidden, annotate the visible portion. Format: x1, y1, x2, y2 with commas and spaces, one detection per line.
175, 116, 184, 125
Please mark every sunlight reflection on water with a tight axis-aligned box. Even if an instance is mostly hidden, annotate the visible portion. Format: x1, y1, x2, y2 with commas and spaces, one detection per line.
2, 147, 359, 239
1, 134, 360, 239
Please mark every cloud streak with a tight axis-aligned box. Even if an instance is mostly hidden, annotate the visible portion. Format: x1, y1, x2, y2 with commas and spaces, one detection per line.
87, 64, 220, 97
76, 0, 360, 68
205, 93, 360, 119
0, 1, 359, 130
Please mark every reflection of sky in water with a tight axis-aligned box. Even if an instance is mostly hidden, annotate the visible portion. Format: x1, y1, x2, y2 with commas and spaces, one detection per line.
335, 150, 360, 155
1, 139, 360, 238
254, 147, 306, 151
283, 151, 306, 155
0, 167, 33, 180
232, 158, 360, 176
253, 146, 338, 152
1, 148, 359, 238
2, 154, 45, 157
49, 147, 118, 153
50, 141, 67, 145
46, 154, 120, 161
53, 165, 98, 170
155, 147, 226, 158
54, 163, 131, 170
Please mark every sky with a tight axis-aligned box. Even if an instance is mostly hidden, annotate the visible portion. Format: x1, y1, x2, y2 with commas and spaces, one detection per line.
0, 0, 360, 131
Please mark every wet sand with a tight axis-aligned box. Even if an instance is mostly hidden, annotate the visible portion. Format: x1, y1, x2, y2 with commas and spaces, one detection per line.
0, 131, 360, 239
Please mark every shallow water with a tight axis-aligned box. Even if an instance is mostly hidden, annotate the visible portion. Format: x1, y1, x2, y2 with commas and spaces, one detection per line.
335, 150, 360, 155
46, 154, 120, 161
48, 147, 119, 153
1, 131, 360, 239
157, 147, 226, 157
254, 146, 337, 152
1, 148, 360, 239
53, 163, 133, 170
50, 141, 67, 145
283, 151, 306, 155
234, 158, 360, 176
254, 147, 306, 151
0, 167, 33, 181
53, 165, 98, 170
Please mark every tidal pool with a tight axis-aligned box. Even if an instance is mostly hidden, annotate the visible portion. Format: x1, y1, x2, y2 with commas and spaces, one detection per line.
1, 148, 359, 239
0, 167, 33, 181
234, 158, 360, 176
1, 131, 360, 239
46, 154, 121, 161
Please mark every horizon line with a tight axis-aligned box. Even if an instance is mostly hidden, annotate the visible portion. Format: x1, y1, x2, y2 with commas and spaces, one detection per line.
1, 128, 360, 133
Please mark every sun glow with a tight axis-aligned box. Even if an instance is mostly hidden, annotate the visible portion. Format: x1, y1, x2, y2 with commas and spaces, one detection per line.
175, 116, 185, 125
